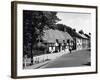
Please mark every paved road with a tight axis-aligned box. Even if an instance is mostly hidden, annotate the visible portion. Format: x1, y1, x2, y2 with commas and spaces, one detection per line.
40, 49, 91, 68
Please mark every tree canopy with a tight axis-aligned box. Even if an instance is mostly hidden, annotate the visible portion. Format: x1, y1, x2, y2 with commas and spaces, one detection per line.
23, 10, 60, 56
79, 30, 84, 34
56, 24, 80, 38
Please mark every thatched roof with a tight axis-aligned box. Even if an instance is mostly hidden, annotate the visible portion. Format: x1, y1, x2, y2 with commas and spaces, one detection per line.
42, 29, 73, 43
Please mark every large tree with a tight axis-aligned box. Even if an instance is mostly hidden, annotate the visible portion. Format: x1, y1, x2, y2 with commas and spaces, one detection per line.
23, 10, 60, 64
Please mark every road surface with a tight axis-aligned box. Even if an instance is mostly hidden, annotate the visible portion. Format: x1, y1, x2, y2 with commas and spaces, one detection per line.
40, 49, 91, 68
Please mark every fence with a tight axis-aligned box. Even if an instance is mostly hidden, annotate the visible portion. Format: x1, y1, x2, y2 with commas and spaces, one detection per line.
23, 50, 69, 68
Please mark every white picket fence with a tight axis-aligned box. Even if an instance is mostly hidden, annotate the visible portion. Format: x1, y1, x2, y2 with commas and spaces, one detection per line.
23, 49, 69, 67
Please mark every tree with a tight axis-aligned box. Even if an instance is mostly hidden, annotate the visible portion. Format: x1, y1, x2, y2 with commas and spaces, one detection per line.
23, 10, 60, 64
89, 33, 91, 35
73, 28, 76, 32
56, 24, 72, 32
79, 30, 84, 34
56, 24, 65, 31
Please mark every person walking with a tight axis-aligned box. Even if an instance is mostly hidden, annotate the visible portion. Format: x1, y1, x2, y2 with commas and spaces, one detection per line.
69, 45, 72, 53
69, 41, 72, 53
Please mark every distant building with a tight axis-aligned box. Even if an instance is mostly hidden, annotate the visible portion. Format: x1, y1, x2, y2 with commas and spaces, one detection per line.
76, 33, 91, 50
84, 33, 91, 48
42, 29, 73, 53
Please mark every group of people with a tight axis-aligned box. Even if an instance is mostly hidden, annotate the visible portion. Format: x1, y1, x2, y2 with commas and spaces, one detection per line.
48, 39, 73, 53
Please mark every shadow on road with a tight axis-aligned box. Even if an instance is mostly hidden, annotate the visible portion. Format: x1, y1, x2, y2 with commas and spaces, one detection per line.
82, 62, 91, 66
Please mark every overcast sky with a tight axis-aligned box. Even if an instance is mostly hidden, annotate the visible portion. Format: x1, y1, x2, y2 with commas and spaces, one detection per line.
57, 12, 91, 34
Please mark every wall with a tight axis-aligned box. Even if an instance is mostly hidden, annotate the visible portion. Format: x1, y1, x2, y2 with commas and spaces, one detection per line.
0, 0, 99, 80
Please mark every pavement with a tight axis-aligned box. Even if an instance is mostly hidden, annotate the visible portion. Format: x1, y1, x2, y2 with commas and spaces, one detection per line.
40, 49, 91, 68
24, 49, 91, 69
24, 60, 50, 69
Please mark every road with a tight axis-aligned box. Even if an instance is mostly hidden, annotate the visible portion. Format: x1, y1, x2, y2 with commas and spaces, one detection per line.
40, 49, 91, 68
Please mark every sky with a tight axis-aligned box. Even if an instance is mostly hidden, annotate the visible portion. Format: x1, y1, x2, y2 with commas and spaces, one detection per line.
57, 12, 92, 34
